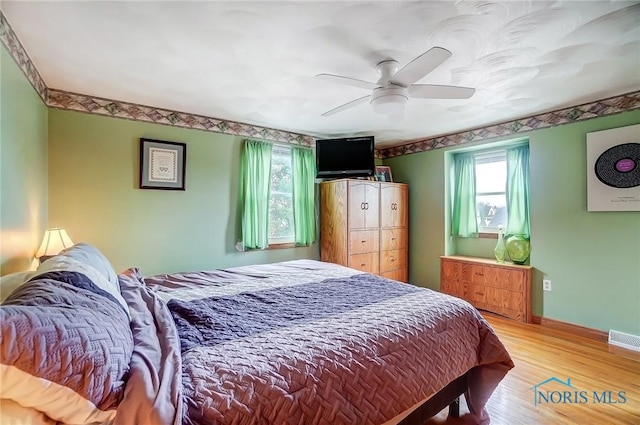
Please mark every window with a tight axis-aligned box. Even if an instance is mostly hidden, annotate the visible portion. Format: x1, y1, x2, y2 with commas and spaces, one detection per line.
475, 150, 507, 233
451, 143, 530, 238
268, 146, 294, 244
240, 139, 316, 250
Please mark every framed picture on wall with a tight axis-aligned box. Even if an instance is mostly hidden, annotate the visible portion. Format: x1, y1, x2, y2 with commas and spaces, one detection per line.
375, 165, 393, 182
140, 138, 187, 190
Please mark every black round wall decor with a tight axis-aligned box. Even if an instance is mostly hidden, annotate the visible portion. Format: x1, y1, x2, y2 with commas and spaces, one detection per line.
594, 142, 640, 188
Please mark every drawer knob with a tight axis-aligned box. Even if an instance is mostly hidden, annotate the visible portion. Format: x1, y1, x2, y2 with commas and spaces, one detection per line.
361, 240, 366, 243
390, 258, 396, 262
391, 237, 397, 240
361, 263, 366, 267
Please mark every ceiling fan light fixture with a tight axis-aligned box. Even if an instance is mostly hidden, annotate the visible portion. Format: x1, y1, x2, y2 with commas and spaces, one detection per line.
371, 95, 407, 115
370, 87, 408, 115
317, 46, 474, 117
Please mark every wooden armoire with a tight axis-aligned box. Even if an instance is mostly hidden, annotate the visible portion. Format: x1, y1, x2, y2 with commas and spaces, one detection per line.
320, 179, 409, 282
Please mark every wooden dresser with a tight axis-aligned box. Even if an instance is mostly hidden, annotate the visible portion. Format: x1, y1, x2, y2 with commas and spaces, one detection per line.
321, 179, 408, 282
440, 255, 532, 322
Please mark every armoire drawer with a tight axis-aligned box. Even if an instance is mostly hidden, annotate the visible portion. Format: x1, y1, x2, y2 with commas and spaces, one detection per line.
348, 230, 380, 254
380, 249, 407, 273
381, 228, 407, 251
381, 269, 408, 283
348, 252, 379, 274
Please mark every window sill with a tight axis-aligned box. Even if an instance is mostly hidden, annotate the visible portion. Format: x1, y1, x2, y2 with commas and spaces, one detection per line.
238, 242, 314, 252
267, 243, 296, 250
478, 232, 498, 239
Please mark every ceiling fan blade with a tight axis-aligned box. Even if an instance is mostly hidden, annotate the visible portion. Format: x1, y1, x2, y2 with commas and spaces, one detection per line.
389, 47, 452, 87
408, 84, 476, 99
316, 74, 379, 90
321, 95, 372, 116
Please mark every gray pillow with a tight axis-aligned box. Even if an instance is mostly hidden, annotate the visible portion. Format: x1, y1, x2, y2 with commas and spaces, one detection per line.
1, 270, 133, 424
59, 243, 119, 288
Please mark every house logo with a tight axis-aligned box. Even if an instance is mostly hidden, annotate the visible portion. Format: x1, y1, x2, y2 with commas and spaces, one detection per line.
530, 377, 627, 406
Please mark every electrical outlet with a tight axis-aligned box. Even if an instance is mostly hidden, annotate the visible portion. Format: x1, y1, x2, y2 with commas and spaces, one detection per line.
543, 279, 552, 291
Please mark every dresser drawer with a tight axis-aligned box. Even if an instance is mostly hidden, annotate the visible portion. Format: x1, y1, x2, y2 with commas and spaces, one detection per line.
348, 252, 379, 274
479, 267, 523, 292
441, 278, 466, 298
501, 270, 525, 292
464, 264, 488, 284
441, 260, 462, 280
380, 249, 407, 272
462, 265, 525, 293
348, 230, 379, 254
381, 228, 407, 251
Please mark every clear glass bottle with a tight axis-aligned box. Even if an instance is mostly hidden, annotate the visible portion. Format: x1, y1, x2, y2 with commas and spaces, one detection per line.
494, 225, 507, 263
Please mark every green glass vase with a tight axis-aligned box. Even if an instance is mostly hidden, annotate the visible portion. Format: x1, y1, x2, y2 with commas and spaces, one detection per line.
505, 234, 531, 265
494, 226, 507, 263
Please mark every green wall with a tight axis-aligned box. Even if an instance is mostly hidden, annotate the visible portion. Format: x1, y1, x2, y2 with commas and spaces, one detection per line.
386, 111, 640, 335
0, 46, 48, 274
3, 39, 638, 335
48, 109, 318, 275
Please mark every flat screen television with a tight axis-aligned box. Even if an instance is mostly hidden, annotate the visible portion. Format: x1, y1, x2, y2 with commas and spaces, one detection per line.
316, 136, 375, 178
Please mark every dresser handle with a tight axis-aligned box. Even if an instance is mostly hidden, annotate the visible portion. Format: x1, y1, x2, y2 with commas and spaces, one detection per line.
361, 240, 366, 243
391, 237, 397, 240
390, 258, 396, 262
361, 263, 367, 267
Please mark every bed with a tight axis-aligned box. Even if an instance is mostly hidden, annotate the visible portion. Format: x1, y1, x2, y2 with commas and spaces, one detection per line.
0, 245, 513, 425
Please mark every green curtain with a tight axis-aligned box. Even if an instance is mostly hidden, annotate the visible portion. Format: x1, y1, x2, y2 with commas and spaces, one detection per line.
452, 152, 478, 237
291, 147, 316, 245
240, 140, 272, 249
506, 145, 531, 237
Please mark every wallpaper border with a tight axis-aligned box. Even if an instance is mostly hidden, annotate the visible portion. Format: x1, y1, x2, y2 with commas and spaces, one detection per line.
46, 89, 315, 146
380, 91, 640, 158
1, 10, 638, 155
0, 11, 47, 102
0, 10, 314, 147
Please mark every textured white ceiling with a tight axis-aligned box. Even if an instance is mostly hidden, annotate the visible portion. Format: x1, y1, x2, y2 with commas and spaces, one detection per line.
3, 1, 640, 148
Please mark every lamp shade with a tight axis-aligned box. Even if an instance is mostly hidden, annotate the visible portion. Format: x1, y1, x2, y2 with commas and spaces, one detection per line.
36, 228, 74, 258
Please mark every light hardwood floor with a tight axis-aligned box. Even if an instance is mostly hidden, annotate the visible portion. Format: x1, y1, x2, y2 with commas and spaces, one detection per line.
426, 313, 640, 425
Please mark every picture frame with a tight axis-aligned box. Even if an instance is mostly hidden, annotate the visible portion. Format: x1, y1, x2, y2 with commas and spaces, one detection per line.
140, 138, 187, 190
375, 165, 393, 182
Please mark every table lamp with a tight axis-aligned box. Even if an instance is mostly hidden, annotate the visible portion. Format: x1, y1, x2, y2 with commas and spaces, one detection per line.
36, 228, 74, 262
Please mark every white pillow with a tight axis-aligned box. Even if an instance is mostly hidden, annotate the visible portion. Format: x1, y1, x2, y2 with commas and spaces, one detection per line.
34, 256, 130, 319
0, 399, 57, 425
0, 271, 35, 303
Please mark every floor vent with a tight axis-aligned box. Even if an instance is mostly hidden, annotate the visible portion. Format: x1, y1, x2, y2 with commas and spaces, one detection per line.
608, 330, 640, 352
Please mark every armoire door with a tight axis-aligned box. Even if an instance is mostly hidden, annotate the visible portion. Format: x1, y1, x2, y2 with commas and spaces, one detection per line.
380, 183, 408, 228
348, 181, 379, 229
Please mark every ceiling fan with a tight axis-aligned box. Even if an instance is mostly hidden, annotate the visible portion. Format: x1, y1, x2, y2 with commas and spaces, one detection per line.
316, 47, 475, 116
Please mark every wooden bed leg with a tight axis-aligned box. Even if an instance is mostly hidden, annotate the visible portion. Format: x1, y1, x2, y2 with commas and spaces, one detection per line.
448, 397, 460, 418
